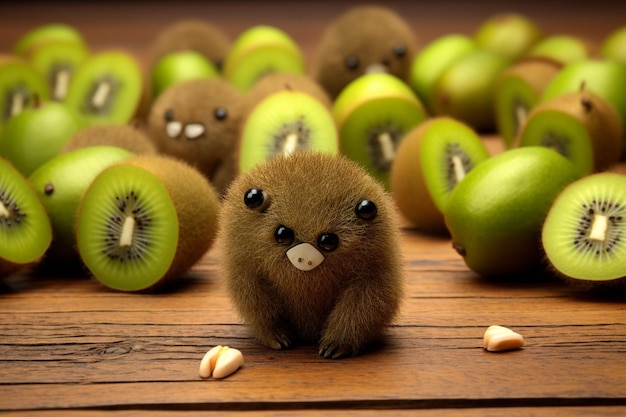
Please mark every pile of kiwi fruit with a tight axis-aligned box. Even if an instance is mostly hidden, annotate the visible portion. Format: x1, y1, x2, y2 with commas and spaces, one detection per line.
1, 8, 625, 295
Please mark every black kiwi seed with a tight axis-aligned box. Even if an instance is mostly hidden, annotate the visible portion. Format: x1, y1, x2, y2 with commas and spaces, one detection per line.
540, 132, 570, 158
101, 191, 152, 262
573, 199, 624, 256
444, 142, 473, 193
271, 116, 311, 155
83, 75, 119, 116
368, 121, 402, 171
44, 183, 54, 195
0, 187, 26, 228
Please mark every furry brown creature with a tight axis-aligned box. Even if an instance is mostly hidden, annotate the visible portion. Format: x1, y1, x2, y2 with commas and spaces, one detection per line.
147, 78, 243, 195
313, 5, 417, 99
219, 151, 404, 358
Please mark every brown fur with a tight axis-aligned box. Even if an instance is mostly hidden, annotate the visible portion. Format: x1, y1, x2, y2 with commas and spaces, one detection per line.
219, 151, 404, 358
146, 78, 243, 195
62, 124, 157, 155
313, 5, 417, 99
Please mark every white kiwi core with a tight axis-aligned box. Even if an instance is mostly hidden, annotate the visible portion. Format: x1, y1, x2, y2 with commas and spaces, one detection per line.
10, 93, 25, 118
589, 214, 608, 242
283, 132, 299, 155
378, 132, 396, 165
451, 155, 466, 183
92, 81, 112, 109
119, 215, 136, 247
0, 201, 9, 218
54, 70, 70, 101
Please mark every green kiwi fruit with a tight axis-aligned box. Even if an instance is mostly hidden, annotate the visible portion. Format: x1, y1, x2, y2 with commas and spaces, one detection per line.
313, 5, 416, 100
62, 123, 157, 155
444, 146, 580, 278
0, 157, 52, 277
28, 146, 134, 261
0, 55, 50, 125
516, 90, 623, 175
410, 34, 478, 114
0, 99, 84, 176
526, 34, 593, 64
333, 72, 427, 189
223, 25, 306, 92
13, 23, 86, 56
25, 41, 90, 102
146, 19, 231, 73
601, 26, 626, 65
494, 57, 562, 148
241, 72, 333, 115
238, 89, 339, 173
474, 12, 543, 61
542, 172, 626, 287
390, 117, 490, 234
64, 50, 144, 126
432, 49, 510, 132
75, 154, 220, 291
147, 77, 243, 195
149, 50, 219, 100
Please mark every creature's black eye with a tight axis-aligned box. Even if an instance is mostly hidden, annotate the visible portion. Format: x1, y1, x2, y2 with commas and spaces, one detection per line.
393, 44, 407, 58
355, 199, 377, 220
214, 59, 223, 71
345, 56, 359, 70
214, 107, 228, 121
275, 225, 295, 246
318, 233, 339, 252
244, 188, 268, 210
164, 109, 174, 121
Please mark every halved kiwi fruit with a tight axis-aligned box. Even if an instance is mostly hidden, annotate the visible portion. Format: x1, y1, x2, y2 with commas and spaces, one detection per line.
333, 73, 427, 189
516, 90, 623, 175
26, 41, 90, 102
62, 123, 157, 155
542, 172, 626, 287
64, 50, 143, 126
75, 155, 220, 291
390, 117, 490, 233
0, 55, 50, 124
494, 57, 562, 148
238, 89, 339, 172
0, 157, 52, 277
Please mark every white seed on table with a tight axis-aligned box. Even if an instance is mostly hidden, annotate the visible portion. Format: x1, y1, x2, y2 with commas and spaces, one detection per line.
483, 325, 524, 352
199, 345, 244, 379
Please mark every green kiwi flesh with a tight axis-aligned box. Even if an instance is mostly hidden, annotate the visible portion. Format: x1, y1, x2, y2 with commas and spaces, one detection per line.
238, 90, 339, 172
542, 172, 626, 283
0, 157, 52, 274
64, 51, 143, 125
76, 164, 179, 290
0, 56, 50, 124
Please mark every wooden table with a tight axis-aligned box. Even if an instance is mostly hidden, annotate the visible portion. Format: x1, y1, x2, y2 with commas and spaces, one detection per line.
1, 1, 626, 415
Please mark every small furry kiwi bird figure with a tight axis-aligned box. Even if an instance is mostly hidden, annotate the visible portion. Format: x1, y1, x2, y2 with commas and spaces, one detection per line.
313, 5, 417, 99
147, 77, 243, 195
219, 151, 404, 359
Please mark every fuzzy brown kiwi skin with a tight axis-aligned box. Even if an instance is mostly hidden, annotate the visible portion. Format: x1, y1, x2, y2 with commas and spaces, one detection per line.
313, 5, 417, 99
62, 124, 157, 155
146, 78, 243, 196
112, 154, 220, 291
219, 151, 404, 358
516, 90, 624, 172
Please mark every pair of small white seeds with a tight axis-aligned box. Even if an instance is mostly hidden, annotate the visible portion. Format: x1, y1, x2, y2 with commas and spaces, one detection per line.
199, 345, 244, 379
483, 325, 525, 352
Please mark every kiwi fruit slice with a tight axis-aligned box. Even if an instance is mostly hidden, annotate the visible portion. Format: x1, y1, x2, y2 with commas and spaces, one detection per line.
147, 77, 243, 195
146, 19, 231, 73
542, 172, 626, 287
313, 5, 417, 100
390, 117, 490, 234
494, 57, 562, 148
432, 49, 510, 132
75, 155, 220, 291
26, 41, 90, 102
444, 146, 580, 278
223, 25, 306, 92
13, 23, 86, 56
64, 50, 144, 126
0, 55, 50, 125
239, 89, 339, 173
474, 12, 543, 61
28, 146, 133, 261
62, 123, 157, 155
517, 90, 623, 175
333, 72, 427, 190
0, 157, 52, 277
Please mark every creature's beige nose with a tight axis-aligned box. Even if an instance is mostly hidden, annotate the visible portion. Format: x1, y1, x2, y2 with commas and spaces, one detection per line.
286, 243, 324, 271
365, 63, 388, 74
